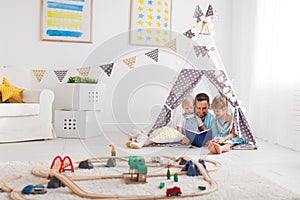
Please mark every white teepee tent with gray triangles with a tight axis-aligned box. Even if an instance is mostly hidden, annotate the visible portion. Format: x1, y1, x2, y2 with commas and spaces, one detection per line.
150, 5, 257, 147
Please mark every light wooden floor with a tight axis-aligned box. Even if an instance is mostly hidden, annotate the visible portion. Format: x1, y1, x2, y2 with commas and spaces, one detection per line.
0, 136, 299, 195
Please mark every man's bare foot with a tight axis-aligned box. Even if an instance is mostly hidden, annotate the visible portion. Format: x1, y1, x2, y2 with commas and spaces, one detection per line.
181, 136, 190, 145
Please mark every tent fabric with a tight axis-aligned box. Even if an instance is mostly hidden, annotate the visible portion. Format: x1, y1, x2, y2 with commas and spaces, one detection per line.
203, 70, 238, 107
203, 70, 256, 145
150, 105, 172, 132
150, 69, 204, 133
150, 69, 257, 146
234, 107, 257, 145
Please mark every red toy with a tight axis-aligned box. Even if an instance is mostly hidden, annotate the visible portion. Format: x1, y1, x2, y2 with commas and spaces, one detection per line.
48, 156, 74, 179
166, 186, 182, 197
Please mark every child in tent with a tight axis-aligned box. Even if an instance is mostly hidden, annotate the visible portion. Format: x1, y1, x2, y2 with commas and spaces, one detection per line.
177, 95, 207, 145
207, 95, 245, 154
126, 95, 206, 149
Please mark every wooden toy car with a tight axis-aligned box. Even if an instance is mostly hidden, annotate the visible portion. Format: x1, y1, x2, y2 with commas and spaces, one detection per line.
166, 186, 182, 197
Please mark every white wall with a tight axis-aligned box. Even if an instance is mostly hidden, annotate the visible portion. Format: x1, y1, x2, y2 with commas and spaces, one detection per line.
0, 0, 232, 70
0, 0, 232, 133
231, 0, 257, 110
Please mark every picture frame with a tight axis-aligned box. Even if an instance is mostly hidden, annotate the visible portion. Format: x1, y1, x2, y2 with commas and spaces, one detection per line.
130, 0, 172, 47
40, 0, 93, 43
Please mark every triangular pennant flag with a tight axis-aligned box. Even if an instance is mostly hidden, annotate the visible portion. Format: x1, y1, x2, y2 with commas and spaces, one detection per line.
32, 69, 46, 83
183, 29, 195, 39
193, 45, 207, 57
205, 5, 214, 17
165, 38, 176, 52
193, 5, 204, 22
54, 70, 68, 82
145, 49, 159, 62
99, 63, 114, 77
122, 56, 136, 69
76, 67, 90, 77
194, 45, 215, 58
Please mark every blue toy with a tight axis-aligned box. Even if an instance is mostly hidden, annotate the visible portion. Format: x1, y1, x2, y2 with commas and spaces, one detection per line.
22, 185, 47, 195
181, 159, 207, 176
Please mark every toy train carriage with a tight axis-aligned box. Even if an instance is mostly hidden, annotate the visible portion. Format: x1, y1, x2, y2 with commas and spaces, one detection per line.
166, 186, 182, 197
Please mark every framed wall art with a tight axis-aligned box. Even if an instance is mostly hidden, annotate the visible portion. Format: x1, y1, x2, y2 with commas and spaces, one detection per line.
40, 0, 93, 43
130, 0, 172, 46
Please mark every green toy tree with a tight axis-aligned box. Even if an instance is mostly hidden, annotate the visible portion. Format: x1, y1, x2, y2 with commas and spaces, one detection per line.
174, 173, 178, 182
167, 168, 171, 180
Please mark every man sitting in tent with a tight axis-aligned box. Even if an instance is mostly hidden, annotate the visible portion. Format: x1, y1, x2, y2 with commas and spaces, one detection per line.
194, 93, 216, 131
179, 92, 217, 146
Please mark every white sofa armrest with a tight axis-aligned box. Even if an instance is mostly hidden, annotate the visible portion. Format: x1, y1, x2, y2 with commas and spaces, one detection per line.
22, 89, 42, 103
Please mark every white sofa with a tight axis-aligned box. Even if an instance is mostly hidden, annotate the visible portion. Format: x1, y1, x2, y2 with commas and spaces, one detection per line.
0, 89, 55, 143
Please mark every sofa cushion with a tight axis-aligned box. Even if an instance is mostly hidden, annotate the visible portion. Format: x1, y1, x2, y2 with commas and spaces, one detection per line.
0, 77, 24, 103
0, 103, 40, 117
0, 92, 8, 103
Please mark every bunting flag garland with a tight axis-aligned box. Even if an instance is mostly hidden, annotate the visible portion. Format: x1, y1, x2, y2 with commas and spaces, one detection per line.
32, 70, 46, 83
193, 45, 215, 58
145, 49, 159, 62
122, 56, 136, 69
54, 70, 68, 82
76, 67, 90, 77
99, 63, 114, 77
205, 4, 214, 17
183, 29, 195, 39
199, 4, 215, 35
193, 5, 204, 23
193, 45, 207, 57
166, 38, 176, 52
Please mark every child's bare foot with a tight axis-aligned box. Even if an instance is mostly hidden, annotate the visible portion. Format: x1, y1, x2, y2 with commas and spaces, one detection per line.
222, 144, 231, 152
213, 142, 222, 154
208, 141, 218, 154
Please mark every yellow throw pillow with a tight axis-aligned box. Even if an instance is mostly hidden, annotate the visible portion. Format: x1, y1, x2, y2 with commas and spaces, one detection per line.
0, 77, 24, 103
149, 126, 184, 143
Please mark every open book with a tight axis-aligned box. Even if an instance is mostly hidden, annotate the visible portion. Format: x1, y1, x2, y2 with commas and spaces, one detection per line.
184, 129, 213, 147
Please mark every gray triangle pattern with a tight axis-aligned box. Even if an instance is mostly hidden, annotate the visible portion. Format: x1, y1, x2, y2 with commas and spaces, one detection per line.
193, 5, 204, 22
183, 29, 195, 39
205, 5, 214, 17
145, 49, 159, 62
54, 70, 68, 82
100, 63, 114, 77
193, 46, 207, 57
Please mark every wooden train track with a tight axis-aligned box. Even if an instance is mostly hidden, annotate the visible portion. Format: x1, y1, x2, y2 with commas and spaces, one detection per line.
49, 156, 219, 199
5, 155, 220, 199
10, 190, 28, 200
1, 175, 22, 193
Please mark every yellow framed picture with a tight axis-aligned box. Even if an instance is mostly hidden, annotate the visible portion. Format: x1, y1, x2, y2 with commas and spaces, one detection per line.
130, 0, 172, 47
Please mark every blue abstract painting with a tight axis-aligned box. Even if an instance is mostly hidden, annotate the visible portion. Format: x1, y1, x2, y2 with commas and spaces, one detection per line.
41, 0, 93, 43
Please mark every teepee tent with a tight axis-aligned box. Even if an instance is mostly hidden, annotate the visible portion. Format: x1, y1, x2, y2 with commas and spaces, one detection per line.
149, 5, 257, 146
96, 4, 256, 147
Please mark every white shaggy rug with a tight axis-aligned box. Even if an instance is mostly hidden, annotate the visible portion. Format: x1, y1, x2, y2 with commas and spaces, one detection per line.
0, 155, 300, 200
